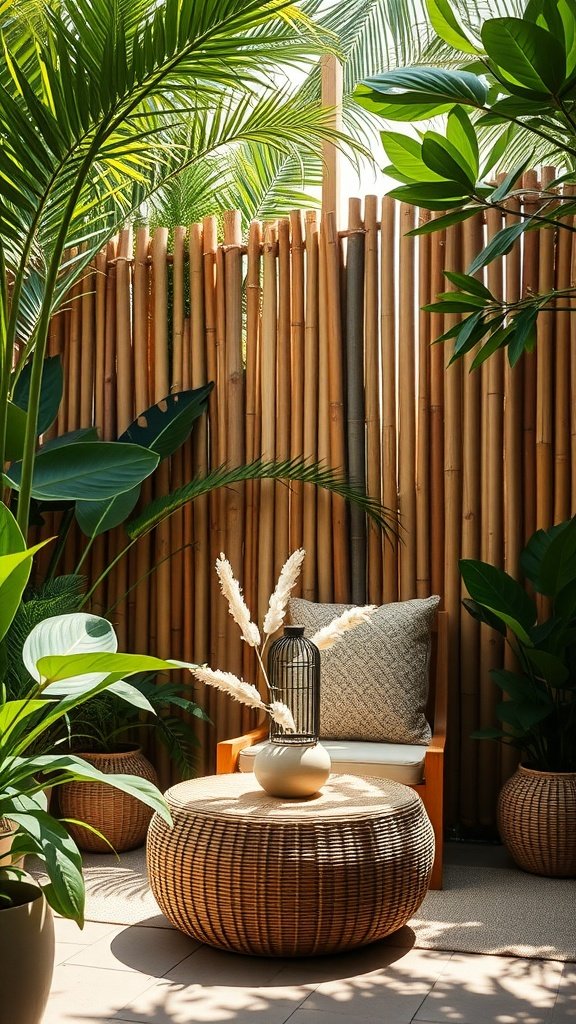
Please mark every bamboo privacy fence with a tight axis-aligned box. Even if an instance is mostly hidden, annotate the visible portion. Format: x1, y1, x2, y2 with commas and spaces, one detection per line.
35, 171, 573, 827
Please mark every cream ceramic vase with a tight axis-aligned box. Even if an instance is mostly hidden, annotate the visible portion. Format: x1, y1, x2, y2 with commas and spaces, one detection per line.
0, 880, 55, 1024
253, 741, 331, 798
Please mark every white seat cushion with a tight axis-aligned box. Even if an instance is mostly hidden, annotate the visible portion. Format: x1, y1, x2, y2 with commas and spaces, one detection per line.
238, 740, 427, 786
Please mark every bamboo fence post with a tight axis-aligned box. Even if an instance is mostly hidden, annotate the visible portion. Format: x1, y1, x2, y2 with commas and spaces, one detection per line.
459, 212, 484, 826
243, 220, 262, 685
536, 166, 556, 533
521, 170, 540, 542
289, 210, 305, 561
80, 260, 95, 428
302, 212, 319, 600
111, 226, 133, 651
223, 210, 245, 693
364, 195, 383, 603
170, 226, 186, 671
416, 211, 431, 600
317, 217, 334, 601
132, 227, 151, 665
479, 206, 506, 825
443, 221, 463, 826
429, 222, 445, 599
150, 226, 171, 784
398, 204, 417, 600
347, 198, 367, 603
66, 248, 82, 434
320, 55, 342, 217
276, 218, 291, 578
324, 210, 350, 600
381, 196, 398, 603
554, 185, 573, 522
571, 210, 576, 516
189, 223, 209, 671
258, 222, 278, 629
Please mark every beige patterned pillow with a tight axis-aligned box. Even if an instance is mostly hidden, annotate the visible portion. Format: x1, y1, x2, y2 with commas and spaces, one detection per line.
288, 596, 440, 744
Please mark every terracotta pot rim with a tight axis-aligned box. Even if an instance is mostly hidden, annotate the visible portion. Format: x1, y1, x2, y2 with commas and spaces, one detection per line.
519, 763, 576, 779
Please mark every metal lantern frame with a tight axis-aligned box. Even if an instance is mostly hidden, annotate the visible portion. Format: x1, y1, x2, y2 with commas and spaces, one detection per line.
268, 625, 320, 744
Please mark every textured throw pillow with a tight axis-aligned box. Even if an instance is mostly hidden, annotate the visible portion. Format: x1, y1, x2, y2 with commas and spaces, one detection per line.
288, 595, 440, 744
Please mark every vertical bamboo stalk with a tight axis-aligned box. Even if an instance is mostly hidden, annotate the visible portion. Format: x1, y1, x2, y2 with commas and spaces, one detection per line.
132, 228, 151, 667
243, 221, 262, 686
115, 226, 133, 434
151, 226, 171, 784
223, 210, 245, 693
381, 196, 398, 603
276, 218, 291, 577
429, 223, 445, 599
170, 226, 186, 674
190, 223, 209, 672
459, 212, 484, 826
364, 195, 383, 603
324, 210, 350, 600
66, 248, 81, 433
302, 213, 319, 600
536, 166, 556, 532
347, 198, 367, 603
443, 222, 463, 826
80, 261, 95, 428
203, 215, 220, 765
522, 170, 540, 542
554, 186, 573, 522
398, 204, 417, 600
416, 211, 431, 598
258, 222, 277, 628
317, 218, 334, 601
289, 211, 305, 560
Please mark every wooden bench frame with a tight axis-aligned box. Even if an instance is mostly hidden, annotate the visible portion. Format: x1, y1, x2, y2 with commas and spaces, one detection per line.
217, 609, 448, 890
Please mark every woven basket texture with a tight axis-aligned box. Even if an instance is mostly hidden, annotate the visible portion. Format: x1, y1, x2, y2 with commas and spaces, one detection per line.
497, 766, 576, 877
147, 773, 435, 957
59, 748, 158, 853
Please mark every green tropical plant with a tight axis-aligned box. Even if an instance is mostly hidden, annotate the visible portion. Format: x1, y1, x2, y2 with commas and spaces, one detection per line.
0, 502, 204, 923
0, 0, 349, 538
354, 0, 576, 368
460, 516, 576, 772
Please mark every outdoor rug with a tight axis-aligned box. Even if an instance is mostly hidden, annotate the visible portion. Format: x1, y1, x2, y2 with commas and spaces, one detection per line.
30, 848, 576, 962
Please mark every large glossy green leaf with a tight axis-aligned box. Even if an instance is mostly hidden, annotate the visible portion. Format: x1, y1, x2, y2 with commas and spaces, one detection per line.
119, 384, 213, 458
6, 442, 159, 501
426, 0, 479, 54
520, 521, 570, 589
389, 181, 469, 210
12, 355, 63, 435
524, 648, 570, 686
75, 484, 141, 538
481, 17, 566, 94
23, 612, 118, 688
37, 651, 194, 684
381, 132, 443, 182
421, 133, 477, 188
446, 107, 479, 180
537, 516, 576, 597
361, 68, 488, 107
0, 536, 52, 642
6, 805, 85, 923
354, 85, 454, 121
40, 428, 99, 453
468, 220, 529, 274
459, 558, 537, 643
5, 400, 27, 461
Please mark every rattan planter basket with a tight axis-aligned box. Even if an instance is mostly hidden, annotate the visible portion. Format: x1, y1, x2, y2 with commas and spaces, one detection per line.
497, 765, 576, 877
58, 747, 158, 853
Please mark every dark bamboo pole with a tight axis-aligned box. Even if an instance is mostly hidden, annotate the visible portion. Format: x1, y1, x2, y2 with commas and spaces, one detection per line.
302, 212, 319, 600
364, 195, 383, 603
398, 204, 417, 599
346, 198, 367, 603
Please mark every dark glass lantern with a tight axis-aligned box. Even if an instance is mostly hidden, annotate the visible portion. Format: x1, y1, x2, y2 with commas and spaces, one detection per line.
268, 625, 320, 745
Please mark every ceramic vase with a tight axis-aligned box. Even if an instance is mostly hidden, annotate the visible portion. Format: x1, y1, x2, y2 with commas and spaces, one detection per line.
253, 741, 331, 798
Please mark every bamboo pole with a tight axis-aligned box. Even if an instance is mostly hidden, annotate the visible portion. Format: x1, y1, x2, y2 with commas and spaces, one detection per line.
459, 212, 484, 826
398, 204, 417, 600
223, 210, 245, 690
189, 223, 209, 671
115, 227, 133, 434
536, 166, 556, 532
554, 186, 573, 522
258, 222, 277, 629
317, 217, 334, 601
132, 228, 151, 669
302, 212, 319, 600
150, 226, 171, 784
324, 210, 350, 600
416, 209, 431, 599
320, 55, 343, 217
364, 195, 383, 603
276, 218, 291, 577
347, 198, 367, 603
381, 196, 398, 603
243, 221, 262, 686
80, 261, 95, 428
289, 211, 305, 562
429, 222, 445, 599
170, 226, 186, 670
521, 170, 540, 542
66, 248, 82, 434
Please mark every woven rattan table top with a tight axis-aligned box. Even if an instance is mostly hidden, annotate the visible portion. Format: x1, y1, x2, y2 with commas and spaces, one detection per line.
163, 772, 419, 823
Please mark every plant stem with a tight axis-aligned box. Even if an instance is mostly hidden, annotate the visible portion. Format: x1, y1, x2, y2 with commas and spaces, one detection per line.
45, 508, 76, 579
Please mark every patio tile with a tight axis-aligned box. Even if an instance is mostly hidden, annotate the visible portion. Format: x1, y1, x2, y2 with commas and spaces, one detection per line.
65, 923, 199, 975
302, 946, 453, 1023
53, 917, 121, 944
112, 978, 302, 1024
161, 943, 290, 986
42, 964, 157, 1024
288, 1011, 407, 1024
54, 942, 86, 965
414, 952, 564, 1023
551, 962, 576, 1021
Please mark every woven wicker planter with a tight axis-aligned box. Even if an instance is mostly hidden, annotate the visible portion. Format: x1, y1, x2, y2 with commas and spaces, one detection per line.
58, 747, 158, 853
497, 765, 576, 877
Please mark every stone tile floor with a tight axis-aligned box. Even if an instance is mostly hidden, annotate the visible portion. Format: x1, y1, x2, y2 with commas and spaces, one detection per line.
44, 845, 576, 1024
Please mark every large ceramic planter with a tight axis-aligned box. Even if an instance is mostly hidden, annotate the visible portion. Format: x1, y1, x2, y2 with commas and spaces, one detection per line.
58, 746, 158, 852
497, 765, 576, 877
0, 880, 54, 1024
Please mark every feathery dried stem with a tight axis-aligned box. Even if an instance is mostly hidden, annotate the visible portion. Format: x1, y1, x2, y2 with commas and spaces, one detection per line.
191, 667, 264, 710
215, 553, 261, 647
267, 701, 297, 732
310, 605, 377, 651
263, 548, 306, 641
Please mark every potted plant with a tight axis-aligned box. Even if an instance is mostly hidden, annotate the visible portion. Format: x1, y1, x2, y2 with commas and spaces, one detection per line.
460, 516, 576, 877
0, 503, 191, 1024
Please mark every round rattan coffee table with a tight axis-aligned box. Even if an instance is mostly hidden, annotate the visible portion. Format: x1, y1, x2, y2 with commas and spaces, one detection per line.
147, 772, 434, 957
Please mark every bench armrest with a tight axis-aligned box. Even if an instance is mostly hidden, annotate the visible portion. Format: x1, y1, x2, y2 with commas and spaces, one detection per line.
216, 723, 267, 774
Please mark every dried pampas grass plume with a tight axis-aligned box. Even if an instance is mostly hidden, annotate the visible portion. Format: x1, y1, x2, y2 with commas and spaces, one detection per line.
216, 553, 261, 647
310, 605, 377, 651
191, 667, 264, 710
263, 548, 305, 637
268, 701, 297, 733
